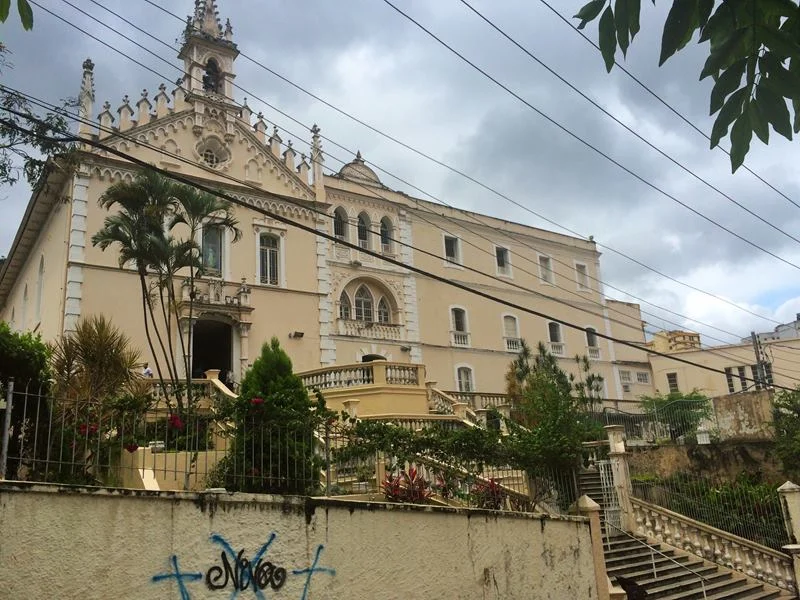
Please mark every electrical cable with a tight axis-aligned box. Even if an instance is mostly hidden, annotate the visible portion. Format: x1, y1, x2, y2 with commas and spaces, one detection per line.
136, 0, 784, 327
535, 0, 800, 212
2, 103, 795, 391
379, 0, 800, 273
48, 0, 786, 348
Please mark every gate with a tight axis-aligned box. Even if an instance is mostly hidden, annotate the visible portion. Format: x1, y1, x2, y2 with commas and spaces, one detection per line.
597, 459, 621, 533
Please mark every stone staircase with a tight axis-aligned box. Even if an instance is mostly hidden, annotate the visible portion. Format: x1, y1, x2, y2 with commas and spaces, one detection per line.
578, 470, 792, 599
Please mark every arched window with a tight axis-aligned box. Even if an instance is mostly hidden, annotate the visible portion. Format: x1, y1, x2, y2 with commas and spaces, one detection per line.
503, 315, 520, 351
357, 212, 370, 249
450, 307, 469, 346
35, 256, 44, 322
333, 207, 348, 241
380, 217, 392, 254
586, 327, 598, 347
457, 366, 474, 392
259, 234, 279, 286
548, 321, 561, 343
203, 58, 222, 93
21, 284, 28, 328
339, 291, 351, 320
377, 298, 391, 323
354, 286, 373, 321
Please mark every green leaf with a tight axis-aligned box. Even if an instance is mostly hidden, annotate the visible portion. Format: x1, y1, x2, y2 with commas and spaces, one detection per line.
710, 59, 746, 115
760, 52, 800, 100
599, 5, 617, 72
17, 0, 32, 30
756, 83, 793, 140
698, 0, 714, 28
700, 28, 747, 80
790, 56, 800, 133
700, 2, 735, 44
660, 0, 699, 66
730, 109, 753, 173
710, 86, 748, 148
574, 0, 606, 28
758, 24, 800, 61
0, 0, 10, 22
758, 0, 798, 18
615, 0, 630, 56
628, 0, 641, 39
748, 100, 769, 144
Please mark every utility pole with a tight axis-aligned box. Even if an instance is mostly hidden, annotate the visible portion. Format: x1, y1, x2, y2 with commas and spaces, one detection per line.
750, 331, 766, 390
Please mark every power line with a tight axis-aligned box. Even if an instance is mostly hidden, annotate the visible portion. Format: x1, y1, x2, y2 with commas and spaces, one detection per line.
135, 0, 782, 327
379, 0, 800, 273
13, 82, 790, 381
42, 0, 762, 346
18, 2, 793, 372
457, 0, 800, 247
3, 111, 794, 391
535, 0, 800, 212
14, 5, 795, 374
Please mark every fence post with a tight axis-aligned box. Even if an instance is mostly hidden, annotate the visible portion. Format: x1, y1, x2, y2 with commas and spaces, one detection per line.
324, 421, 331, 497
572, 495, 611, 600
0, 379, 14, 480
605, 424, 633, 533
779, 481, 800, 544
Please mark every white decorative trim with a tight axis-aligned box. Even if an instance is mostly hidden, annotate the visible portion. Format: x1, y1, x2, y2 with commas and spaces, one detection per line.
453, 363, 476, 392
399, 212, 422, 363
493, 243, 513, 278
537, 252, 555, 285
356, 344, 393, 362
316, 216, 336, 365
64, 171, 89, 333
574, 260, 591, 292
253, 225, 287, 288
441, 231, 463, 269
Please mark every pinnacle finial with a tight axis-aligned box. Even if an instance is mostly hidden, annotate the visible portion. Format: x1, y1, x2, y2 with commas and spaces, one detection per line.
82, 58, 94, 72
355, 150, 363, 161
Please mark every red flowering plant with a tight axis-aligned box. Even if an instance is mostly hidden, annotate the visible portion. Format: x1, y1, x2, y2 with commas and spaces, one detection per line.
470, 478, 506, 510
382, 466, 432, 504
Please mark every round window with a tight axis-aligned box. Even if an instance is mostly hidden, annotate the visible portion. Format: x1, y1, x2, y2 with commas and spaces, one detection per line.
203, 149, 219, 167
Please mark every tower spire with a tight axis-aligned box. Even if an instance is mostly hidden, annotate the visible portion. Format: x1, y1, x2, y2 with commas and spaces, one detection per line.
78, 58, 95, 139
191, 0, 224, 38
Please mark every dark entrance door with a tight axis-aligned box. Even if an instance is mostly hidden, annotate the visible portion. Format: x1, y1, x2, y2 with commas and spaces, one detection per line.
192, 319, 233, 382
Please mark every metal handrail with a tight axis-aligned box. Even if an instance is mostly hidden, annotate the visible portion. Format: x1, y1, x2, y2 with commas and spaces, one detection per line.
604, 520, 708, 599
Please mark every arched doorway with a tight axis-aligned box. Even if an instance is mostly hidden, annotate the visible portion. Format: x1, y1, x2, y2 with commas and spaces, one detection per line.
192, 319, 233, 383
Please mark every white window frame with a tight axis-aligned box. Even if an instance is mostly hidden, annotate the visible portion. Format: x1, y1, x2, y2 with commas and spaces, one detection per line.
636, 371, 650, 385
450, 305, 471, 347
254, 228, 286, 288
501, 313, 521, 352
619, 370, 632, 384
376, 297, 391, 324
357, 212, 371, 250
198, 221, 231, 280
454, 363, 476, 393
379, 217, 393, 255
354, 285, 374, 322
574, 261, 590, 291
442, 233, 463, 268
666, 372, 679, 393
339, 291, 352, 320
537, 254, 555, 284
333, 207, 349, 242
494, 244, 512, 278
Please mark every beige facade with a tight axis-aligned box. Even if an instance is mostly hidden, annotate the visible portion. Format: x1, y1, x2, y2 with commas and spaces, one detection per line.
0, 1, 656, 403
648, 337, 799, 398
0, 483, 601, 599
647, 329, 702, 353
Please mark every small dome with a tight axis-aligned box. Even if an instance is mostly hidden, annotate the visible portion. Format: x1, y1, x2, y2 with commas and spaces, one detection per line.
338, 151, 381, 185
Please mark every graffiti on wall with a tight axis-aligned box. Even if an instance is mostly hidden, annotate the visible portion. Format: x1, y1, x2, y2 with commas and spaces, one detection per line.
151, 532, 335, 600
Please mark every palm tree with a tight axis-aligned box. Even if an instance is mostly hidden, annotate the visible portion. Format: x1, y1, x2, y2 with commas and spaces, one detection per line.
168, 184, 241, 400
91, 170, 177, 401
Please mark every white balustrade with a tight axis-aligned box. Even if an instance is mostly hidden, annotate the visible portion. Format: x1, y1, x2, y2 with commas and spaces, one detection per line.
385, 364, 420, 386
587, 346, 601, 360
630, 497, 797, 593
337, 319, 403, 341
549, 342, 565, 356
504, 337, 522, 352
450, 331, 470, 347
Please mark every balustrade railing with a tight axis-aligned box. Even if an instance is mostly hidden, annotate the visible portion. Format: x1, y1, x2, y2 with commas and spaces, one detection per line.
299, 363, 424, 392
504, 337, 522, 352
587, 346, 600, 360
336, 319, 403, 340
300, 365, 374, 390
549, 342, 565, 356
450, 331, 470, 347
444, 391, 510, 411
630, 497, 797, 594
580, 440, 608, 470
428, 388, 456, 415
360, 414, 470, 432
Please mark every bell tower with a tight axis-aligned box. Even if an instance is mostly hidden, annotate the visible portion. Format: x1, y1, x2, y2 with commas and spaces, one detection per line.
177, 0, 240, 161
178, 0, 238, 100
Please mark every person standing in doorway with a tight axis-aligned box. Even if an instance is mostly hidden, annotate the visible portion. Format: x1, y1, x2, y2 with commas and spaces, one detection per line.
142, 362, 153, 378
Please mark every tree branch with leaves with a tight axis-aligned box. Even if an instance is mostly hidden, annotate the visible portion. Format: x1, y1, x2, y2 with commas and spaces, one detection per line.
575, 0, 800, 172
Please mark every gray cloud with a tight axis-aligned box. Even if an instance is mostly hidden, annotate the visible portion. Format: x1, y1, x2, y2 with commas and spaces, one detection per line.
4, 0, 800, 346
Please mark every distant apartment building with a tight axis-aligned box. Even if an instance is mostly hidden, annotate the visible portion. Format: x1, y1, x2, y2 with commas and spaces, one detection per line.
647, 330, 702, 353
744, 313, 800, 343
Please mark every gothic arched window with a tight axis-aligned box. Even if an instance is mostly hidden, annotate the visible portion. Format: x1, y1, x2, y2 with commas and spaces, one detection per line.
377, 298, 391, 324
203, 58, 222, 93
339, 292, 351, 320
354, 286, 373, 322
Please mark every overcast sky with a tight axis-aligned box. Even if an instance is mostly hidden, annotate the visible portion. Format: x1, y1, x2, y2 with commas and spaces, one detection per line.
4, 0, 800, 347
